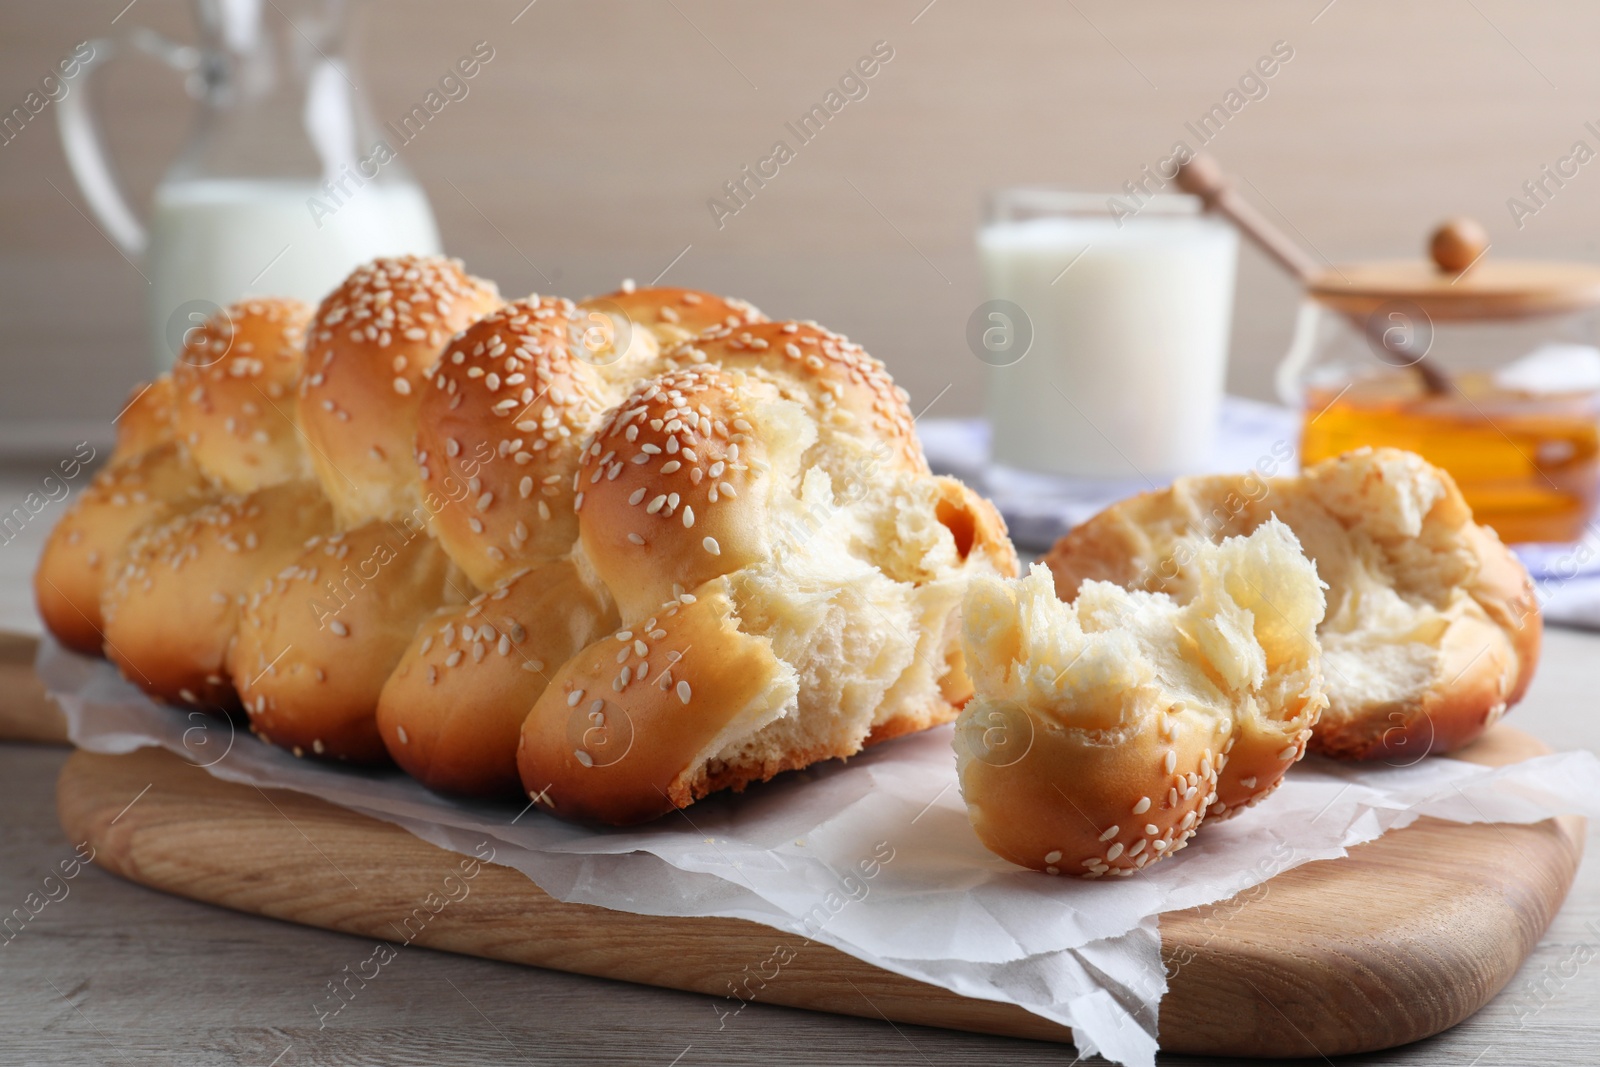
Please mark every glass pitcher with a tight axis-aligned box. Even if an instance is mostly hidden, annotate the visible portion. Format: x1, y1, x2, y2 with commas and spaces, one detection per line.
57, 0, 442, 371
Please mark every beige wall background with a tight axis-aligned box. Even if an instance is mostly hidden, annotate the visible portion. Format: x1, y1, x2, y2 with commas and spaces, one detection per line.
5, 0, 1600, 451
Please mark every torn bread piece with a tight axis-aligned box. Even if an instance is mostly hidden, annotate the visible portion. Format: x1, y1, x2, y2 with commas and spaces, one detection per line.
1043, 448, 1541, 760
958, 520, 1327, 877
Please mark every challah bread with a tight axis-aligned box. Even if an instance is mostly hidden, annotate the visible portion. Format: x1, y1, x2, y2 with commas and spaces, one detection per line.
110, 375, 178, 463
298, 256, 501, 526
34, 443, 211, 655
170, 297, 312, 493
415, 296, 614, 589
958, 520, 1327, 877
377, 558, 618, 797
1042, 448, 1540, 760
521, 363, 1018, 824
38, 263, 1020, 818
231, 519, 455, 762
100, 481, 335, 708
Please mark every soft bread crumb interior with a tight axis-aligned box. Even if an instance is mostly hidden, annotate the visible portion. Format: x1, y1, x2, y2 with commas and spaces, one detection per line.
700, 400, 1005, 782
1286, 453, 1477, 727
964, 519, 1326, 741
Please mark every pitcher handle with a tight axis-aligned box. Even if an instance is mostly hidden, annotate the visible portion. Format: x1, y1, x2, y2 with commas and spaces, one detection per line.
55, 31, 203, 258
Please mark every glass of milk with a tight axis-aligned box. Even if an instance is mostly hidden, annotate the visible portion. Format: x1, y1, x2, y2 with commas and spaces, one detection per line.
977, 190, 1238, 480
56, 0, 442, 372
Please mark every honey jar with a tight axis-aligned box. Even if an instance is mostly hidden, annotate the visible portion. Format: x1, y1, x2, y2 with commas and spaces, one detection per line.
1278, 219, 1600, 544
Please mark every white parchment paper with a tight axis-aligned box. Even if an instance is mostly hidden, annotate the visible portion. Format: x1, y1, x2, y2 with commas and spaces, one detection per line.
39, 638, 1600, 1066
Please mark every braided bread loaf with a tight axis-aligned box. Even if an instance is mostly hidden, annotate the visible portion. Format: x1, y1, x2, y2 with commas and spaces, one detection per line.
39, 256, 1016, 820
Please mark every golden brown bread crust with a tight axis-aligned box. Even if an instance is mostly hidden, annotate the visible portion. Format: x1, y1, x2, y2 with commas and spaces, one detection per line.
35, 443, 213, 656
1043, 448, 1541, 761
581, 285, 765, 349
231, 519, 455, 762
101, 481, 335, 709
171, 297, 313, 493
110, 375, 178, 464
377, 559, 618, 798
297, 256, 501, 525
575, 366, 785, 624
517, 580, 791, 824
415, 297, 613, 588
957, 696, 1224, 877
668, 320, 929, 475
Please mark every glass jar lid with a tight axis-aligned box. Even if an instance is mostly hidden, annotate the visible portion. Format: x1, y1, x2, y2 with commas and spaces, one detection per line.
1308, 218, 1600, 322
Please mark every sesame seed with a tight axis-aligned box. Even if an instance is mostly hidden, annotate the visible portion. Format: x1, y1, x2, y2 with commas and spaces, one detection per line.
1145, 824, 1159, 835
574, 749, 594, 768
1240, 776, 1258, 789
393, 377, 412, 395
647, 495, 667, 515
519, 477, 534, 498
634, 640, 648, 657
1098, 826, 1118, 842
682, 506, 695, 528
397, 726, 410, 744
676, 680, 691, 704
1163, 751, 1177, 773
1044, 850, 1062, 864
1132, 797, 1151, 814
330, 620, 349, 637
1106, 843, 1125, 861
702, 536, 721, 555
1128, 840, 1146, 857
567, 689, 584, 707
1277, 744, 1299, 761
446, 650, 463, 667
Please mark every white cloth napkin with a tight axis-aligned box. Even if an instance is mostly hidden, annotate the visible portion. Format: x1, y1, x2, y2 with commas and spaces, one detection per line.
920, 399, 1600, 631
39, 638, 1600, 1066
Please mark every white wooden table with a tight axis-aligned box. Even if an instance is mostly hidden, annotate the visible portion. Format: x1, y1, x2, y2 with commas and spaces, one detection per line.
2, 462, 1597, 1066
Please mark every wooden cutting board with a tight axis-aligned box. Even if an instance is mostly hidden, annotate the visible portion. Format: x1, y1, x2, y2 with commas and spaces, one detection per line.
54, 726, 1583, 1059
0, 631, 66, 744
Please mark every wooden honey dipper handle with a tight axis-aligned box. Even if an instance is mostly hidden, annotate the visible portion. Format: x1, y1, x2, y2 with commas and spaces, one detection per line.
1177, 153, 1451, 396
1174, 154, 1322, 283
